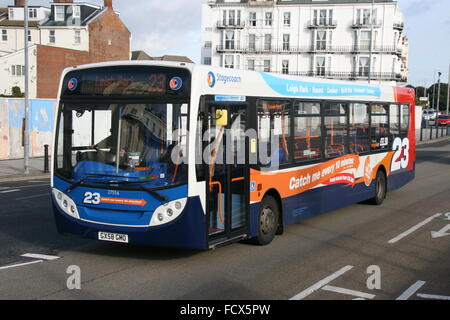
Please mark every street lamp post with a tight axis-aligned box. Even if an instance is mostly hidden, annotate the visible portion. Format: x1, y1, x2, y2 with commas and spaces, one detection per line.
447, 61, 450, 115
437, 72, 442, 113
368, 0, 375, 84
24, 0, 30, 174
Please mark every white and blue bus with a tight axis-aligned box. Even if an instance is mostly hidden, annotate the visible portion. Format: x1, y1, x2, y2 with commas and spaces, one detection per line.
52, 61, 416, 249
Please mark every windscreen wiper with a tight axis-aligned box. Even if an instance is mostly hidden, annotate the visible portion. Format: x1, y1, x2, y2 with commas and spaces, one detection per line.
109, 180, 168, 202
65, 175, 107, 193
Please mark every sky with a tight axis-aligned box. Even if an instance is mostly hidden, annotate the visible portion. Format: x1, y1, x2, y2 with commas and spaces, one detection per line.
1, 0, 449, 87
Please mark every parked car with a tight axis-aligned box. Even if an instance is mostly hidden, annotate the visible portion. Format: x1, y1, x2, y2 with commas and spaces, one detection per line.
423, 109, 438, 121
437, 114, 450, 126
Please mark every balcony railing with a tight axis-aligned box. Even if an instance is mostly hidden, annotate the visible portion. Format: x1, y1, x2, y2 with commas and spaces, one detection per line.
393, 21, 404, 30
217, 44, 403, 55
352, 20, 382, 28
277, 71, 406, 82
308, 19, 338, 29
216, 21, 245, 29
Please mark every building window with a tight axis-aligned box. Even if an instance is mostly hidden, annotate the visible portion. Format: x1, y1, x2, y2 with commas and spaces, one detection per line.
282, 60, 289, 74
224, 55, 234, 69
263, 60, 271, 72
228, 10, 236, 26
359, 57, 370, 76
1, 30, 7, 42
360, 31, 371, 50
29, 8, 37, 19
249, 12, 256, 27
9, 8, 14, 20
74, 30, 81, 44
11, 65, 24, 76
248, 34, 256, 50
73, 6, 81, 18
316, 56, 326, 76
283, 12, 291, 26
225, 31, 235, 50
49, 30, 56, 44
316, 31, 327, 50
203, 57, 211, 65
265, 12, 272, 26
264, 34, 271, 51
204, 41, 212, 48
248, 59, 255, 71
55, 6, 65, 21
283, 34, 290, 51
27, 30, 31, 42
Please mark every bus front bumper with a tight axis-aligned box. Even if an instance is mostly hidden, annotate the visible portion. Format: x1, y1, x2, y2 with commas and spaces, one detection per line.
52, 196, 207, 250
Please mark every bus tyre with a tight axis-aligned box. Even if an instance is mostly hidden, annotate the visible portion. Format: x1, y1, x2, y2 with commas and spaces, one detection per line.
370, 170, 387, 206
251, 196, 279, 246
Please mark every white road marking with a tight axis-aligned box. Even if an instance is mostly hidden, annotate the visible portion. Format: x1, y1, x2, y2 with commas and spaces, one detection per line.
0, 189, 21, 194
16, 193, 51, 200
0, 260, 43, 271
431, 224, 450, 239
417, 293, 450, 300
21, 253, 60, 261
322, 285, 376, 300
396, 281, 426, 300
289, 265, 354, 300
388, 214, 442, 244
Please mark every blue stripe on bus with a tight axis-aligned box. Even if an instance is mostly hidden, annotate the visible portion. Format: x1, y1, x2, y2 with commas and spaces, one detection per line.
260, 72, 382, 98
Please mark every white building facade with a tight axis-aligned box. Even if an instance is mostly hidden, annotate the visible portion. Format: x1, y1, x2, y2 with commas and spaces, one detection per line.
201, 0, 408, 85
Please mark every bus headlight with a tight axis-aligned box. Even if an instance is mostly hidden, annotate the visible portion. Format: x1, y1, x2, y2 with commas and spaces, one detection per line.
150, 198, 187, 227
52, 188, 80, 219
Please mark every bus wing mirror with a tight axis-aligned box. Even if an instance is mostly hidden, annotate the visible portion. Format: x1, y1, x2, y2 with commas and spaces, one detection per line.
216, 109, 228, 127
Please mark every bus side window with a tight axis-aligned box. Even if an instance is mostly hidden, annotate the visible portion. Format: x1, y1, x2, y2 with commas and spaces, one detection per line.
349, 103, 370, 154
390, 104, 400, 136
400, 104, 410, 133
257, 100, 291, 166
371, 104, 389, 151
294, 102, 322, 162
324, 103, 348, 159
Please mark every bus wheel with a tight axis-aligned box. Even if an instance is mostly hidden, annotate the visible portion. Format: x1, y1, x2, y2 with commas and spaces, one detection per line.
251, 196, 279, 246
369, 170, 387, 206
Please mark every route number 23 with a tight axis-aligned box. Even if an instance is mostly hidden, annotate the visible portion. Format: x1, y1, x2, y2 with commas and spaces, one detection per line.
391, 137, 410, 172
84, 192, 101, 205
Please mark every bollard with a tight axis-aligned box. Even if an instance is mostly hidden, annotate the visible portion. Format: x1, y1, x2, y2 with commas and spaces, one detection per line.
44, 144, 49, 173
420, 127, 423, 142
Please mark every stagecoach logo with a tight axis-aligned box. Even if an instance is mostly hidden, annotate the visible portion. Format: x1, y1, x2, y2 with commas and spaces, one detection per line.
169, 77, 183, 91
207, 72, 216, 88
68, 78, 78, 91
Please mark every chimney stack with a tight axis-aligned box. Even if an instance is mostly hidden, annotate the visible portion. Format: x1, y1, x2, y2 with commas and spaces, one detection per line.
104, 0, 113, 9
14, 0, 25, 6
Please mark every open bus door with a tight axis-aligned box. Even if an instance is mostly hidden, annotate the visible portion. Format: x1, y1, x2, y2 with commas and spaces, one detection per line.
205, 102, 249, 248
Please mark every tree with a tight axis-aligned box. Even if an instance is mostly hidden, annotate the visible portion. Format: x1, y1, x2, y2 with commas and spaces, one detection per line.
11, 86, 24, 98
427, 82, 448, 111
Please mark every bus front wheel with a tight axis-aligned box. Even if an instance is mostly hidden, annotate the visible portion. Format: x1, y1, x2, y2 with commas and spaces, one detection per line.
251, 195, 279, 246
369, 170, 387, 206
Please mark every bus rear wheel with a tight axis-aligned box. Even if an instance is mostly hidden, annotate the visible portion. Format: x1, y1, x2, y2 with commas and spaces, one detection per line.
369, 170, 387, 205
251, 195, 279, 246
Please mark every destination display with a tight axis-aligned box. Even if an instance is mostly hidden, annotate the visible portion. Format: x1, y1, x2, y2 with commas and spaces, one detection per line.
62, 66, 190, 99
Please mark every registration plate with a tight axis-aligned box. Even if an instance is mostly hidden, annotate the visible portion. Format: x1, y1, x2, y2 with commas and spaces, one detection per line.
98, 232, 129, 244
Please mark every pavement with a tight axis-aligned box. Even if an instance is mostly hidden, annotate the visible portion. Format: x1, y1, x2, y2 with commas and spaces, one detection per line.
0, 140, 449, 300
0, 157, 50, 183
